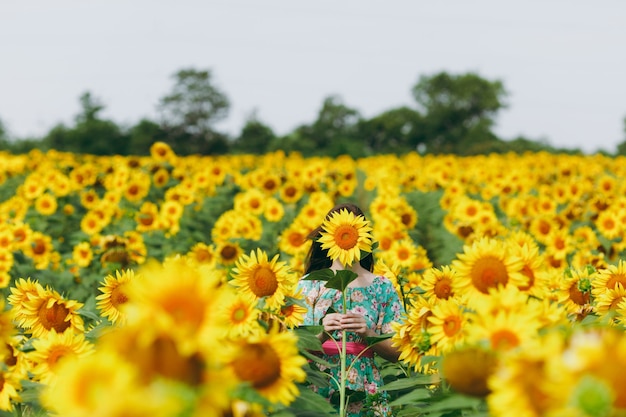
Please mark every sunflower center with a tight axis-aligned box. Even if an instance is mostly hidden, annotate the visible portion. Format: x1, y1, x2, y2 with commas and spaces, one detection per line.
38, 302, 71, 333
470, 256, 508, 294
288, 231, 304, 247
518, 265, 535, 291
334, 225, 359, 250
490, 329, 519, 350
434, 278, 452, 299
569, 283, 590, 306
607, 274, 626, 290
231, 306, 248, 323
110, 286, 129, 308
47, 346, 73, 367
232, 342, 281, 389
220, 245, 238, 261
249, 266, 279, 297
443, 316, 461, 337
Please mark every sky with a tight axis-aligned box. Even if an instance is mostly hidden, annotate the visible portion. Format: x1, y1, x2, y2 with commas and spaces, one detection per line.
1, 0, 625, 154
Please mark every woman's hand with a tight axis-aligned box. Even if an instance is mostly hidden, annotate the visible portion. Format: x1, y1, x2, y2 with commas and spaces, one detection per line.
339, 312, 372, 337
321, 313, 344, 332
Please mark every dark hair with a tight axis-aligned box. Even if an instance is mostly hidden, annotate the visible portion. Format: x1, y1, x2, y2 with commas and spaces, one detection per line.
304, 202, 374, 274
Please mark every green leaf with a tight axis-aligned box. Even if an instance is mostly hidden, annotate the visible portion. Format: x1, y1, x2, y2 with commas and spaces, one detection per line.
365, 332, 392, 346
303, 268, 334, 282
324, 269, 358, 292
389, 388, 431, 406
295, 326, 324, 352
418, 394, 483, 412
284, 386, 339, 416
380, 374, 440, 391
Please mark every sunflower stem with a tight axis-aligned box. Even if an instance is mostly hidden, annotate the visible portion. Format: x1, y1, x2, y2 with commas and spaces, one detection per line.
339, 290, 348, 417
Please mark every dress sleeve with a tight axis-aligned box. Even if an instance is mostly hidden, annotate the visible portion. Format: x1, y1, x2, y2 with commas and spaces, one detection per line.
297, 279, 321, 326
377, 277, 405, 334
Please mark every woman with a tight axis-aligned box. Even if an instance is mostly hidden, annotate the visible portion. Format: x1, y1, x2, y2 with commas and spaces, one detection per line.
298, 203, 404, 416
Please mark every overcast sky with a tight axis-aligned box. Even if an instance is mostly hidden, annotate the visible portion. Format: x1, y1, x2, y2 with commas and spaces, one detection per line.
1, 0, 625, 154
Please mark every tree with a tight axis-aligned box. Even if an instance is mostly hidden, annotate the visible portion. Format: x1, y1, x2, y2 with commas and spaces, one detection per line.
356, 106, 423, 154
274, 95, 363, 157
43, 92, 128, 155
0, 118, 8, 149
127, 119, 168, 156
157, 68, 231, 155
232, 112, 276, 154
412, 72, 508, 154
616, 116, 626, 155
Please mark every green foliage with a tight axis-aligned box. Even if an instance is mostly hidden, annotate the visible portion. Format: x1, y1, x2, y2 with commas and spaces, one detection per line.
232, 114, 276, 154
404, 190, 464, 266
411, 71, 508, 154
157, 67, 231, 155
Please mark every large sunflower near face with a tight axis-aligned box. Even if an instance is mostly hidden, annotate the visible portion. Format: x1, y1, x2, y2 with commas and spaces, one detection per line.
96, 269, 136, 324
317, 208, 373, 267
231, 249, 295, 310
228, 328, 307, 405
452, 237, 526, 298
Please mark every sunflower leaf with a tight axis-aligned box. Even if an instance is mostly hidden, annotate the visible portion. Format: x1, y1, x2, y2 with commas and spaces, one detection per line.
303, 268, 335, 282
324, 270, 358, 292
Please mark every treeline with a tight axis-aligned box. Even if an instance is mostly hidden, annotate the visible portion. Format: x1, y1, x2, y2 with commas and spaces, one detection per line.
0, 68, 623, 156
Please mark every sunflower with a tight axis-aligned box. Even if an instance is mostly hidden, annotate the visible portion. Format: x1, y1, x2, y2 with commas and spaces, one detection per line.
595, 209, 622, 241
0, 369, 21, 411
465, 309, 542, 352
278, 221, 312, 256
486, 333, 564, 416
427, 299, 468, 354
593, 260, 626, 298
231, 249, 295, 310
215, 287, 261, 339
420, 266, 460, 301
127, 257, 226, 354
7, 278, 42, 325
28, 330, 94, 384
96, 269, 135, 324
263, 197, 285, 223
34, 193, 58, 216
39, 349, 156, 417
80, 210, 106, 236
452, 237, 526, 298
124, 172, 151, 203
276, 288, 309, 329
556, 266, 596, 317
279, 180, 303, 204
234, 188, 266, 216
187, 242, 216, 267
18, 285, 84, 338
318, 208, 373, 267
152, 167, 170, 188
135, 202, 162, 233
594, 283, 626, 318
215, 241, 244, 266
24, 231, 56, 270
228, 329, 307, 405
441, 345, 498, 398
71, 241, 93, 268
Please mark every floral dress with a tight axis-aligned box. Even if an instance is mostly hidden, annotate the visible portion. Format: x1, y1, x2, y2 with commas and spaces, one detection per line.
298, 276, 404, 417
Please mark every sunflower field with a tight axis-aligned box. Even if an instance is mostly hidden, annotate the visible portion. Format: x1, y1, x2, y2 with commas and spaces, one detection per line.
1, 144, 626, 417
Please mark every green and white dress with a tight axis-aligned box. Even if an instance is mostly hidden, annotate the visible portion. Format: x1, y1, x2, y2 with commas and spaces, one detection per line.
298, 276, 404, 417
